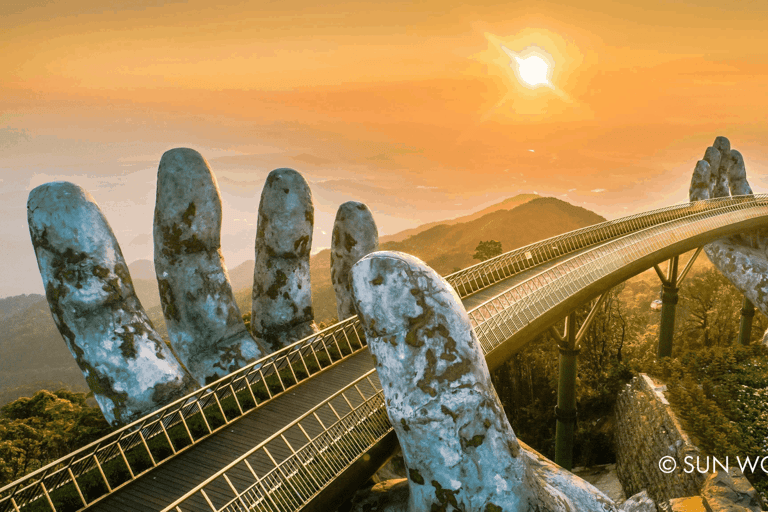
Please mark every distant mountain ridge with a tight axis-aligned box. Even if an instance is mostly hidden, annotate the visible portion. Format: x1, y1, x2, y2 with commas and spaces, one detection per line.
379, 197, 605, 277
0, 195, 605, 406
379, 193, 540, 243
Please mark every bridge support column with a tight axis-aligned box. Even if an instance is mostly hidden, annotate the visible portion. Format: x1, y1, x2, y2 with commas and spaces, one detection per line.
654, 248, 701, 359
550, 291, 610, 471
554, 313, 578, 470
658, 279, 679, 358
738, 297, 755, 346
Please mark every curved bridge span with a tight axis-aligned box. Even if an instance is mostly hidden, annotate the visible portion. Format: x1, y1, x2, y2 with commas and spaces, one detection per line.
2, 195, 768, 512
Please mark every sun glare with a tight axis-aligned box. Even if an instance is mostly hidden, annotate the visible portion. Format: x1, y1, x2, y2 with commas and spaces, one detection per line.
515, 55, 549, 86
501, 44, 553, 90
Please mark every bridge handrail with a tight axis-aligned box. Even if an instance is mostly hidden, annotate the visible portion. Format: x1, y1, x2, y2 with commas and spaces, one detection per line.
164, 195, 768, 512
0, 315, 368, 511
467, 194, 768, 355
445, 195, 760, 299
162, 369, 386, 512
2, 194, 764, 511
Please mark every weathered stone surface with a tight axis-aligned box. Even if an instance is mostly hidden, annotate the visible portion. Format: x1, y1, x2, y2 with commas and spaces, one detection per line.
711, 136, 731, 199
350, 251, 618, 511
728, 150, 752, 197
615, 375, 703, 504
689, 137, 768, 343
689, 160, 711, 201
574, 464, 627, 504
28, 182, 198, 426
154, 148, 268, 385
701, 470, 763, 512
252, 168, 318, 352
331, 201, 378, 320
615, 375, 764, 511
619, 490, 656, 512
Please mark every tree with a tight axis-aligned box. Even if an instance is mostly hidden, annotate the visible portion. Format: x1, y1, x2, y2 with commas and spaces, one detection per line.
0, 389, 112, 486
678, 268, 743, 350
473, 240, 503, 262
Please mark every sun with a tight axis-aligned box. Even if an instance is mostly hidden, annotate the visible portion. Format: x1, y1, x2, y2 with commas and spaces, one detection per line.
515, 55, 549, 87
501, 45, 553, 89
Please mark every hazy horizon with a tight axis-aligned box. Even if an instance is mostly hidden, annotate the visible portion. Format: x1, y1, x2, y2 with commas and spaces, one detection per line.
4, 0, 768, 298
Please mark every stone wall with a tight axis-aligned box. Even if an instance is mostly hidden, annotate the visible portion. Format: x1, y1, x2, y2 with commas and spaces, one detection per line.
614, 374, 704, 504
614, 374, 763, 511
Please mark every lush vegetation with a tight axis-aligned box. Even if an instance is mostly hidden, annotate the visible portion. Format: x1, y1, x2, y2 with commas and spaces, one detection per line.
647, 346, 768, 500
0, 389, 113, 486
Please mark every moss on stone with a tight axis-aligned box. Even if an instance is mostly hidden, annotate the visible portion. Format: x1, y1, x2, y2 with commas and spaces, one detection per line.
182, 201, 196, 227
266, 270, 288, 299
409, 468, 424, 485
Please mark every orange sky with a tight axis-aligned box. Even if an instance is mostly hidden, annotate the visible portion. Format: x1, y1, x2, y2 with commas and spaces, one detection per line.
3, 0, 768, 297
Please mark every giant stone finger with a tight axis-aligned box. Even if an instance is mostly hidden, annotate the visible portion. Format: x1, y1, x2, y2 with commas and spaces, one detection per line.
252, 168, 318, 352
331, 201, 378, 321
154, 148, 268, 385
690, 160, 711, 201
350, 251, 617, 511
28, 182, 198, 426
727, 150, 752, 197
710, 136, 731, 198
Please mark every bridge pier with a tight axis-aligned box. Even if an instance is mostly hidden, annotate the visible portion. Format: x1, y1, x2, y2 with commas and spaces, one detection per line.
657, 258, 678, 359
738, 297, 755, 345
555, 315, 578, 470
654, 248, 701, 358
550, 292, 610, 470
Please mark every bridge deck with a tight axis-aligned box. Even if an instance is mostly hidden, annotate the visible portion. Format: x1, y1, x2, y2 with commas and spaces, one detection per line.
88, 351, 374, 511
86, 256, 570, 511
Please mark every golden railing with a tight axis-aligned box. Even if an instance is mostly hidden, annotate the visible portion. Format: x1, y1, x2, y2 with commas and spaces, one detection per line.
162, 370, 387, 512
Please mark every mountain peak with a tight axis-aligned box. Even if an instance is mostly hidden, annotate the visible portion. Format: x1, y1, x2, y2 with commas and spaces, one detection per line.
379, 193, 541, 244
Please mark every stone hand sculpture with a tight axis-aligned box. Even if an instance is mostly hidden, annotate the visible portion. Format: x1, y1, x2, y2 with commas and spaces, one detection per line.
29, 149, 369, 425
689, 136, 768, 340
349, 251, 623, 512
28, 182, 198, 426
154, 148, 269, 385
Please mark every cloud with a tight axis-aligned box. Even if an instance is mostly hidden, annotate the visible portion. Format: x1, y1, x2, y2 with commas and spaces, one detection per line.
591, 188, 606, 193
